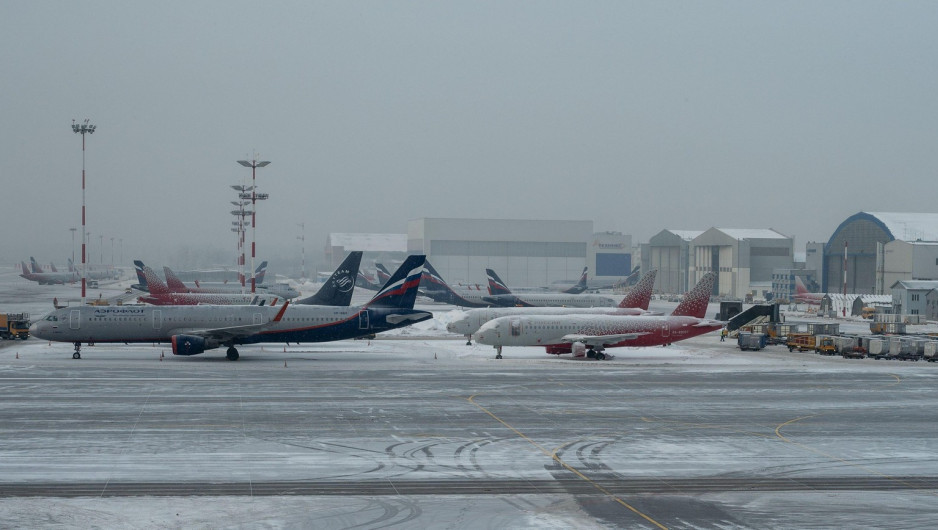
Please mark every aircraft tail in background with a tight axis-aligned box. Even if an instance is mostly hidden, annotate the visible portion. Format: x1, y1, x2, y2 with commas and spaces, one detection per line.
163, 267, 190, 292
671, 272, 716, 318
29, 257, 44, 273
366, 255, 426, 309
376, 263, 392, 285
254, 261, 268, 284
618, 269, 657, 310
485, 269, 512, 296
296, 251, 361, 306
560, 267, 589, 294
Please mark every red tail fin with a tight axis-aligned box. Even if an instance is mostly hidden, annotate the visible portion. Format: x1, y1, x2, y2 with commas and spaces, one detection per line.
163, 267, 190, 292
619, 269, 657, 310
794, 276, 809, 296
671, 272, 715, 318
141, 265, 171, 295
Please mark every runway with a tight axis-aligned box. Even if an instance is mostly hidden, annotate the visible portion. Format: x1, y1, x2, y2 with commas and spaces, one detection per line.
2, 331, 938, 528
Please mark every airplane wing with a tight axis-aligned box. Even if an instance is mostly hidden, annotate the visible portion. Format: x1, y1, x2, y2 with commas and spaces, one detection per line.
560, 332, 650, 347
174, 302, 289, 342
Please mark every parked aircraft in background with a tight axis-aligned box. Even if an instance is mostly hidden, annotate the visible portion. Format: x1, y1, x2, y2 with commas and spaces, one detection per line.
356, 270, 382, 291
418, 260, 493, 308
475, 272, 720, 359
163, 264, 298, 299
20, 257, 116, 285
375, 263, 392, 285
447, 269, 659, 344
31, 255, 432, 361
793, 276, 823, 304
483, 268, 616, 308
134, 261, 282, 306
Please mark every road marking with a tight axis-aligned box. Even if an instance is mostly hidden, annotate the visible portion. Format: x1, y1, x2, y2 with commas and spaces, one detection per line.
468, 394, 668, 529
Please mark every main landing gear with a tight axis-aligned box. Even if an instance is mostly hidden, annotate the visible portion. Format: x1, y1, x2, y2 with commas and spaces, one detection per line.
466, 335, 472, 346
585, 348, 606, 361
226, 346, 240, 361
72, 342, 81, 360
495, 346, 503, 359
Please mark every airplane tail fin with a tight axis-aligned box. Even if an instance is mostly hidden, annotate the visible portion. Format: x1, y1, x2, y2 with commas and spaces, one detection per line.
671, 272, 715, 318
420, 260, 450, 292
20, 261, 32, 277
254, 261, 268, 284
67, 258, 75, 272
375, 263, 392, 284
563, 267, 589, 294
486, 269, 512, 296
163, 266, 189, 292
794, 275, 809, 296
296, 251, 362, 306
49, 262, 58, 273
619, 269, 657, 310
366, 255, 426, 309
135, 260, 170, 294
30, 257, 43, 273
133, 260, 149, 291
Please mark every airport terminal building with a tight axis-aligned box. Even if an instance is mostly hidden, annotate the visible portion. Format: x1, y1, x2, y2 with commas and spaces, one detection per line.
407, 218, 632, 288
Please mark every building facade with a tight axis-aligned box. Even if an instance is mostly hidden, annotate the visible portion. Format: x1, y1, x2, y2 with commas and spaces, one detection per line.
690, 228, 793, 299
407, 218, 594, 287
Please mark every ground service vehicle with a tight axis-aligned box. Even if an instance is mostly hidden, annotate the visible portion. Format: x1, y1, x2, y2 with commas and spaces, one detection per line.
737, 332, 767, 351
787, 333, 816, 352
0, 313, 29, 340
814, 335, 837, 355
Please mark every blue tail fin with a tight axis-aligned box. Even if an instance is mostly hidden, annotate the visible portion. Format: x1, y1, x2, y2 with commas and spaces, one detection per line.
254, 261, 268, 284
296, 251, 361, 306
366, 255, 426, 309
562, 267, 589, 294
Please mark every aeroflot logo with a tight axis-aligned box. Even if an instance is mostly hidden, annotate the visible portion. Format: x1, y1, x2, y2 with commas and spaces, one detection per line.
94, 308, 145, 315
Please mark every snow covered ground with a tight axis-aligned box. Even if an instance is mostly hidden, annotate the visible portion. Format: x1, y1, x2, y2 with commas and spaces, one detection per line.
2, 268, 938, 528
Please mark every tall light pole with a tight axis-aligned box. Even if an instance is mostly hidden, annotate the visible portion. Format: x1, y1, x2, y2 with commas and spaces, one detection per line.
99, 235, 103, 265
230, 189, 252, 291
119, 238, 123, 266
110, 237, 114, 266
72, 119, 96, 305
69, 228, 77, 265
237, 157, 270, 293
297, 222, 306, 280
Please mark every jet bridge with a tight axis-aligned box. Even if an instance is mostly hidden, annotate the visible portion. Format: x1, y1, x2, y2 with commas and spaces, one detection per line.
727, 303, 781, 333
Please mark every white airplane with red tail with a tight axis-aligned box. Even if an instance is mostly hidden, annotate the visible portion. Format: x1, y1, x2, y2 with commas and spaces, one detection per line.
475, 272, 721, 359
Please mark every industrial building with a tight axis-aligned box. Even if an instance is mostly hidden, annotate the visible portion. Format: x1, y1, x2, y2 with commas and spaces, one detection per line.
890, 280, 938, 317
824, 212, 938, 294
642, 230, 702, 294
407, 218, 632, 288
324, 233, 407, 270
690, 228, 794, 299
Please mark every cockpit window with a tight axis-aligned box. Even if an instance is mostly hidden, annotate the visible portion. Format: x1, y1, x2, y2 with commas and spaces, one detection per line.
45, 315, 58, 322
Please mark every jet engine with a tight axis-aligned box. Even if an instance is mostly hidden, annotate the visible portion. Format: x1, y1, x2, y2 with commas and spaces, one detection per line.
171, 334, 218, 356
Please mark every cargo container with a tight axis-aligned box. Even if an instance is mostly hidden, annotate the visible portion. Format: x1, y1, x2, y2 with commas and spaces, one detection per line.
868, 338, 889, 357
925, 341, 938, 362
737, 332, 767, 351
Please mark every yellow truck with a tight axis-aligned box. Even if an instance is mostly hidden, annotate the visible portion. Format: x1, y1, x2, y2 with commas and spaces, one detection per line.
0, 313, 29, 340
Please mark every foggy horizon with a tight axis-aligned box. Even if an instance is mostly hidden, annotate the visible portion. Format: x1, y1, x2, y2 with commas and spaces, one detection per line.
4, 2, 937, 271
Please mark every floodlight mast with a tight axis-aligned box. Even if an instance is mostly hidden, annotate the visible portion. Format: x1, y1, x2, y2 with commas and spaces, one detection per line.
237, 157, 270, 293
72, 119, 96, 305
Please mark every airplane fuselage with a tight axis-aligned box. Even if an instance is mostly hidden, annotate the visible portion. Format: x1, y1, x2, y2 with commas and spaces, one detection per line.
474, 314, 723, 351
447, 306, 646, 337
31, 304, 432, 348
482, 293, 616, 308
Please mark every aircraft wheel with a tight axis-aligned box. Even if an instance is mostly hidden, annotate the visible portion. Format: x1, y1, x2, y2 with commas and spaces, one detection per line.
226, 347, 239, 361
595, 352, 605, 360
72, 352, 81, 359
466, 341, 472, 346
586, 349, 596, 359
495, 353, 502, 359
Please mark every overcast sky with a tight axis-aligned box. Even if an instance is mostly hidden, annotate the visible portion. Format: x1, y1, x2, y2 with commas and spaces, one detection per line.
3, 1, 937, 269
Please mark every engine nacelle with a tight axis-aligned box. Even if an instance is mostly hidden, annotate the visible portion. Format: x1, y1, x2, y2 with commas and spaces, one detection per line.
545, 344, 574, 355
171, 334, 218, 356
